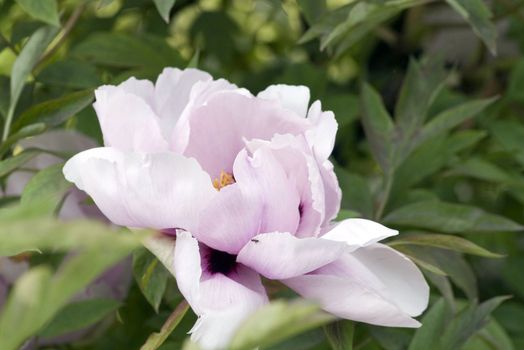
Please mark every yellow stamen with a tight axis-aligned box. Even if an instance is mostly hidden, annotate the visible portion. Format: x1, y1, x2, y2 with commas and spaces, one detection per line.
213, 171, 235, 191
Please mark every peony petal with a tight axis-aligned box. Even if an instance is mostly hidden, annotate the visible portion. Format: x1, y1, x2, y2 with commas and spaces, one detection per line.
305, 101, 337, 160
257, 84, 310, 118
190, 266, 267, 350
183, 91, 308, 179
350, 243, 429, 317
237, 232, 346, 279
318, 158, 341, 227
195, 147, 301, 254
94, 86, 167, 152
245, 134, 325, 237
173, 232, 203, 313
154, 68, 212, 121
322, 218, 398, 251
63, 147, 216, 231
195, 183, 262, 255
282, 270, 421, 328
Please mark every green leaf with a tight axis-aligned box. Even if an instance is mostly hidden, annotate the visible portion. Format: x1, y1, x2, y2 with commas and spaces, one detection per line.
0, 150, 39, 178
153, 0, 176, 23
0, 122, 46, 157
439, 296, 511, 350
133, 248, 170, 312
229, 300, 335, 350
417, 97, 497, 147
38, 298, 121, 338
0, 203, 144, 349
409, 298, 450, 350
140, 300, 189, 350
16, 0, 60, 27
12, 90, 94, 132
463, 318, 515, 350
21, 163, 72, 212
446, 0, 497, 54
389, 233, 503, 258
398, 246, 478, 299
5, 25, 58, 140
360, 83, 395, 172
38, 59, 101, 88
324, 320, 354, 350
490, 120, 524, 166
297, 0, 327, 24
73, 33, 182, 69
336, 166, 373, 219
384, 200, 523, 233
395, 59, 446, 144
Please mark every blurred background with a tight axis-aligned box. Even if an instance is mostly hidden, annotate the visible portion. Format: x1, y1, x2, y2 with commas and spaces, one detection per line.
1, 0, 524, 349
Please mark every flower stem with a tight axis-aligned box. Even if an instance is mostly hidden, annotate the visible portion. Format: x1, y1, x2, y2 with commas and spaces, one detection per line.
140, 299, 189, 350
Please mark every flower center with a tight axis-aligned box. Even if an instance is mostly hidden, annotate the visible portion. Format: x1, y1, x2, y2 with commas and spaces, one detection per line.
212, 171, 235, 191
207, 249, 237, 275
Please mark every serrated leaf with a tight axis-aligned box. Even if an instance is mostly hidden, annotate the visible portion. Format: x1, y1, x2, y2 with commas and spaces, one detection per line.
16, 0, 60, 27
446, 0, 497, 54
12, 90, 94, 131
229, 300, 334, 350
389, 233, 503, 258
153, 0, 176, 23
133, 248, 169, 312
384, 200, 523, 233
38, 298, 121, 338
360, 83, 395, 172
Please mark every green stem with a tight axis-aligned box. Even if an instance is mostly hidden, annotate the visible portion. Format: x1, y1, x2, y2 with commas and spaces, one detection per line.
140, 300, 189, 350
2, 105, 15, 143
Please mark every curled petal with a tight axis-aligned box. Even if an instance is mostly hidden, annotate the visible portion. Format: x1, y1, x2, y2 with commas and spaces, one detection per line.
282, 245, 428, 327
322, 218, 398, 251
305, 101, 338, 161
257, 84, 310, 118
63, 148, 216, 231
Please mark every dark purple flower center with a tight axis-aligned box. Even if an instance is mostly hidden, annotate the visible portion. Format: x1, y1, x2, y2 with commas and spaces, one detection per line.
207, 249, 237, 275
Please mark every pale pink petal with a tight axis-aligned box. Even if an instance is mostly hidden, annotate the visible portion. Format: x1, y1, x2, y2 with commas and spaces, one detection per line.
233, 148, 301, 236
350, 244, 429, 317
195, 147, 301, 254
321, 219, 398, 251
305, 101, 338, 160
173, 232, 203, 313
195, 184, 262, 255
154, 68, 212, 134
190, 267, 267, 350
282, 271, 421, 328
171, 78, 247, 153
318, 158, 341, 227
257, 84, 310, 118
245, 134, 325, 237
183, 91, 309, 179
237, 232, 346, 279
115, 77, 155, 105
94, 86, 167, 152
63, 148, 216, 231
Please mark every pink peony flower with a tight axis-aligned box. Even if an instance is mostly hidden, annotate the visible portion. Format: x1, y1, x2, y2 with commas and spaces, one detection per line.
63, 68, 429, 349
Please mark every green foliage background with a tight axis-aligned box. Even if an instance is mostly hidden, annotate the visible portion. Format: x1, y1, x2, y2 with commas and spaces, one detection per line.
1, 0, 524, 349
